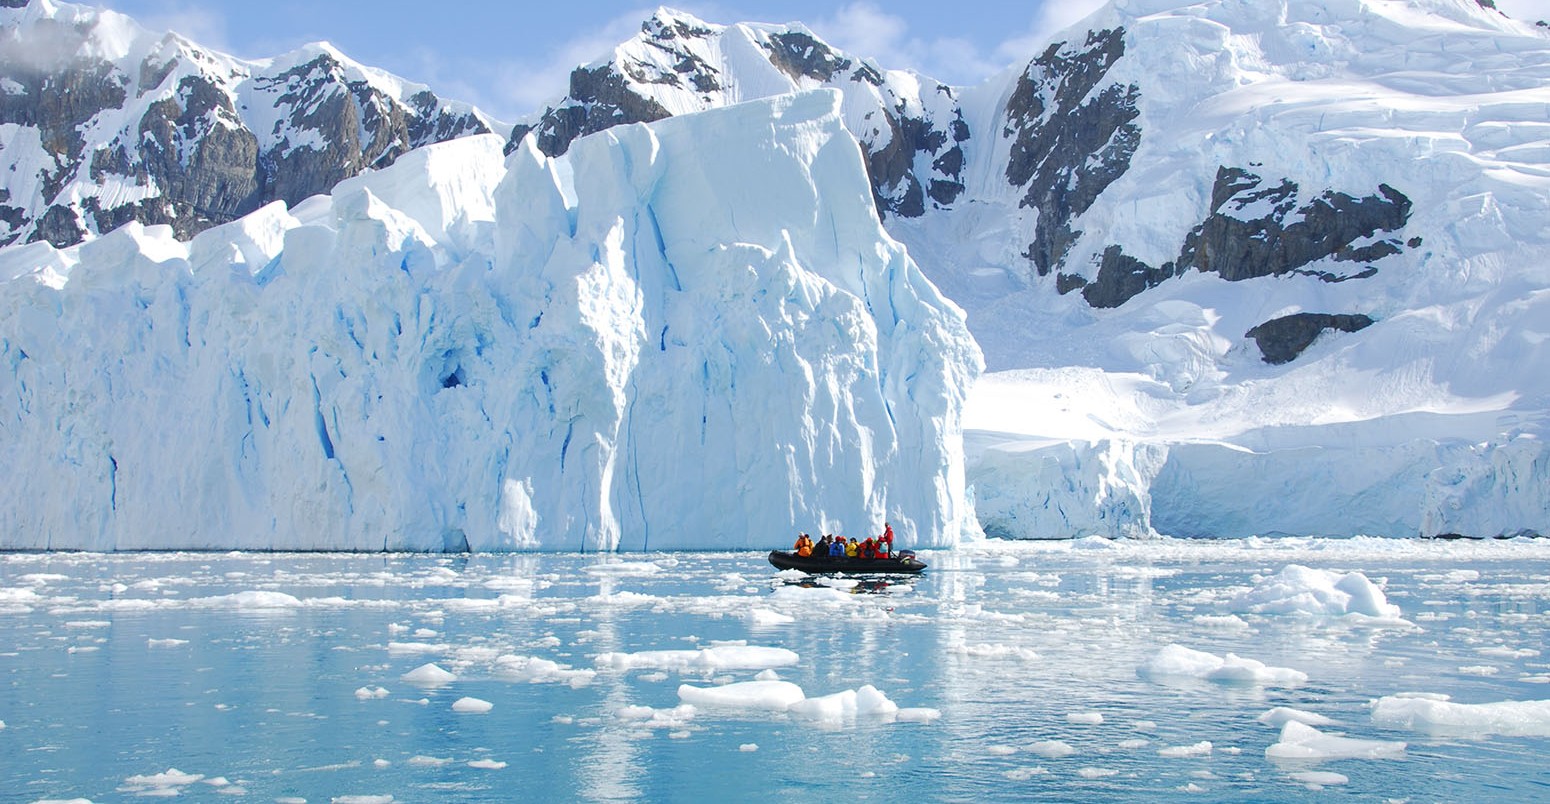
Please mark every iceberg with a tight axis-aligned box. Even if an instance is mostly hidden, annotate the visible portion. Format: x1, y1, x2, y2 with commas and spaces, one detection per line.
0, 90, 982, 551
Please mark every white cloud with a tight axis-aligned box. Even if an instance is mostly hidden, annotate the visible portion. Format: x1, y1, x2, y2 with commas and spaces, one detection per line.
810, 1, 1003, 85
122, 3, 233, 54
399, 8, 652, 125
992, 0, 1109, 68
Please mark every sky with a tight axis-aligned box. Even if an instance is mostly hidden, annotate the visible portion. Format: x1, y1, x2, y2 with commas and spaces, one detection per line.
90, 0, 1547, 124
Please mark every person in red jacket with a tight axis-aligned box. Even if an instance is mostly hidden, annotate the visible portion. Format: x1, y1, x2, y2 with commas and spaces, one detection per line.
880, 522, 894, 557
860, 536, 876, 559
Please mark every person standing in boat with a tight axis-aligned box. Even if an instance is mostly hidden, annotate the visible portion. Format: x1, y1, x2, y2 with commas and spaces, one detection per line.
880, 522, 894, 558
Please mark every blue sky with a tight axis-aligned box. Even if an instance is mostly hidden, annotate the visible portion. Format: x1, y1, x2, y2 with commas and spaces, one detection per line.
91, 0, 1109, 121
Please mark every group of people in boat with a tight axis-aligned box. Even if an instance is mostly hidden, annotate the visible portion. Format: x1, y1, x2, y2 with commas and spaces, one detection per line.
792, 523, 895, 560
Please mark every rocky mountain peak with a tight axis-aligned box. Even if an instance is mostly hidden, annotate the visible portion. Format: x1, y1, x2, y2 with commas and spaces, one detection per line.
0, 0, 498, 249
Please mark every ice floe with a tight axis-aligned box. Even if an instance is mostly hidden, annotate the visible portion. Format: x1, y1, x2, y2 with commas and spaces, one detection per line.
1370, 693, 1550, 737
452, 696, 494, 713
400, 662, 457, 685
1141, 644, 1308, 686
595, 644, 799, 673
1230, 565, 1404, 620
1264, 721, 1406, 761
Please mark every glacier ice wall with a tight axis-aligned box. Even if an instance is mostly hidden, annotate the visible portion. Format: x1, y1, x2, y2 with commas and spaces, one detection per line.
0, 90, 983, 551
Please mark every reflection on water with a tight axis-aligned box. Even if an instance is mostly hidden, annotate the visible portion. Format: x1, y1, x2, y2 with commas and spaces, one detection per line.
1, 538, 1547, 802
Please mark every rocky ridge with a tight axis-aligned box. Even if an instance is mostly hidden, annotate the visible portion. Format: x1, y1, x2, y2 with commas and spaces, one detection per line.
0, 0, 496, 249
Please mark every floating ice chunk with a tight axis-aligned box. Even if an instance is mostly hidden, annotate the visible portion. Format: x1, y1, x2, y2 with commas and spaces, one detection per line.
1257, 707, 1336, 728
123, 768, 204, 787
949, 642, 1039, 661
1477, 646, 1540, 659
596, 645, 799, 673
332, 796, 395, 804
1027, 740, 1076, 758
754, 669, 781, 681
584, 561, 662, 576
1191, 614, 1250, 629
195, 590, 304, 609
677, 680, 806, 711
354, 686, 390, 700
1231, 565, 1403, 620
617, 704, 696, 729
1370, 694, 1550, 737
1457, 665, 1500, 676
746, 607, 796, 625
147, 638, 188, 648
1264, 721, 1405, 761
1158, 741, 1213, 757
1141, 644, 1308, 687
400, 663, 457, 685
1066, 712, 1104, 725
1005, 767, 1048, 781
788, 684, 900, 725
468, 759, 507, 769
494, 654, 596, 687
896, 708, 941, 723
1077, 767, 1118, 778
740, 743, 759, 752
406, 756, 453, 766
452, 697, 493, 713
387, 641, 448, 655
987, 745, 1019, 756
120, 767, 205, 796
1289, 770, 1348, 786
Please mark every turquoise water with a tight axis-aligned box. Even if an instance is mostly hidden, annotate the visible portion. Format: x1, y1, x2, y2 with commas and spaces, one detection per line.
2, 538, 1548, 802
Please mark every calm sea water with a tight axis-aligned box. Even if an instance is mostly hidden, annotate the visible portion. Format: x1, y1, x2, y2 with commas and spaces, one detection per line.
2, 538, 1547, 802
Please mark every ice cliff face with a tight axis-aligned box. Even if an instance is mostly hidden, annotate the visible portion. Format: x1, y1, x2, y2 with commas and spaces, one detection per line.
0, 91, 983, 551
0, 0, 495, 250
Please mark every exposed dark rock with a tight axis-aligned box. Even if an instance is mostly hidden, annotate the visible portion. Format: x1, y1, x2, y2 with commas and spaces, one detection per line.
525, 65, 674, 158
1, 24, 488, 249
1246, 312, 1375, 365
29, 204, 84, 248
0, 0, 30, 8
126, 75, 261, 238
1082, 167, 1413, 308
764, 31, 851, 82
1003, 29, 1141, 276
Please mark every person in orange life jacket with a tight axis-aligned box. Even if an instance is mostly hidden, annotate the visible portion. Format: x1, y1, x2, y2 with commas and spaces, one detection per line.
879, 522, 894, 557
794, 533, 813, 557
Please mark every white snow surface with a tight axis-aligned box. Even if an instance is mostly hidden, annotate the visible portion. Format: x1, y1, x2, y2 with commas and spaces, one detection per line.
1141, 643, 1308, 686
0, 90, 982, 551
942, 0, 1550, 540
1370, 694, 1550, 738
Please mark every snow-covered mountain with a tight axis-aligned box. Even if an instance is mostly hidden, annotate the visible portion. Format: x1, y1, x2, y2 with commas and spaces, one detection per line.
492, 1, 1550, 539
0, 91, 982, 551
506, 8, 970, 223
947, 0, 1550, 540
0, 0, 497, 250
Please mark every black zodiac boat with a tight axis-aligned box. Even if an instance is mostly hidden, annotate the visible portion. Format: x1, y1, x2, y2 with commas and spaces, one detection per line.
767, 549, 927, 575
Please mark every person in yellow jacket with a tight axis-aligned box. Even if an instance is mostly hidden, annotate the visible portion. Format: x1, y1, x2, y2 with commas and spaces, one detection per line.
845, 537, 859, 558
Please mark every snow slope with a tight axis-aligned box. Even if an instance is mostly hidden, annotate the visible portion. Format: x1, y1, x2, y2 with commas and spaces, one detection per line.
952, 0, 1550, 539
0, 90, 981, 551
